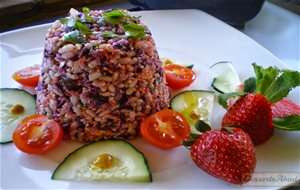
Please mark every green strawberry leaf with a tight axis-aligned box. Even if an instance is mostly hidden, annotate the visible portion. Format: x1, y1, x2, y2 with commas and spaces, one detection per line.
273, 115, 300, 131
218, 92, 246, 109
243, 77, 257, 93
194, 120, 211, 133
253, 63, 300, 103
190, 133, 200, 140
182, 140, 195, 148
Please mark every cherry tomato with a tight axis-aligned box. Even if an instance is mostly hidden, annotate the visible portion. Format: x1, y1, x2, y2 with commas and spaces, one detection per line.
13, 114, 64, 154
163, 64, 196, 90
140, 109, 191, 149
12, 65, 41, 87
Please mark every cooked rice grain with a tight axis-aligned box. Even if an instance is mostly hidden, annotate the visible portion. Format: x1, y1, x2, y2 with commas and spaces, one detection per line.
36, 9, 170, 142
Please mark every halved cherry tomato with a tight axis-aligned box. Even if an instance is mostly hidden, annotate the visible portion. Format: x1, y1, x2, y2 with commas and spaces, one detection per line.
140, 109, 191, 149
163, 64, 196, 90
13, 114, 64, 154
12, 65, 41, 87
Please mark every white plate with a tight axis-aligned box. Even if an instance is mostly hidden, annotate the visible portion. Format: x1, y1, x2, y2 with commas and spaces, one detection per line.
1, 10, 299, 189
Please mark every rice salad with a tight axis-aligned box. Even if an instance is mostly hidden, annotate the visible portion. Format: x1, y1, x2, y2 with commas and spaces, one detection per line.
36, 8, 170, 142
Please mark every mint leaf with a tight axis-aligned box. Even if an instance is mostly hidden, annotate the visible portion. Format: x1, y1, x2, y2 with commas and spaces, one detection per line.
253, 63, 300, 103
243, 77, 257, 93
194, 120, 211, 133
75, 21, 90, 35
82, 7, 92, 22
63, 30, 86, 43
102, 10, 125, 24
273, 115, 300, 131
218, 92, 246, 109
123, 23, 146, 39
102, 31, 121, 38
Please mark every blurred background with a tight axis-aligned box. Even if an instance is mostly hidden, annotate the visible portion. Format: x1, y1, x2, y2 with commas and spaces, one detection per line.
0, 0, 299, 32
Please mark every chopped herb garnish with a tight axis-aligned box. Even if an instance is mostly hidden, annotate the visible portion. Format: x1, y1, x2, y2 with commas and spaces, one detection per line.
102, 31, 121, 38
60, 17, 76, 28
60, 17, 91, 35
82, 7, 92, 22
63, 30, 86, 43
123, 23, 146, 39
75, 21, 91, 34
102, 10, 125, 24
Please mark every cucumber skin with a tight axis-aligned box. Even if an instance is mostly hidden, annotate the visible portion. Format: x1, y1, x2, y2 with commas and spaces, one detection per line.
211, 78, 226, 94
51, 140, 152, 182
0, 88, 37, 144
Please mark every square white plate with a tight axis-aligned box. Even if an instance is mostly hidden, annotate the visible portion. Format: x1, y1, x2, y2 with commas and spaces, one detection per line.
1, 9, 299, 189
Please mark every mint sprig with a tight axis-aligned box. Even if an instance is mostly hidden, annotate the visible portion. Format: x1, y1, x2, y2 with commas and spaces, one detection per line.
273, 115, 300, 131
253, 63, 300, 103
218, 92, 246, 109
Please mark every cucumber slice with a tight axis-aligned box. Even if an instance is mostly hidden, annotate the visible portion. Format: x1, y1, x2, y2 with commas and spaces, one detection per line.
210, 61, 241, 93
52, 140, 152, 182
161, 57, 194, 69
0, 88, 37, 144
170, 90, 215, 134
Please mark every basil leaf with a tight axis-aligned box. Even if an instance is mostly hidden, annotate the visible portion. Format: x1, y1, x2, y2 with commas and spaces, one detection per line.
102, 10, 125, 24
218, 92, 246, 109
123, 23, 146, 39
63, 30, 86, 43
273, 115, 300, 131
102, 31, 121, 38
75, 21, 90, 35
82, 7, 92, 22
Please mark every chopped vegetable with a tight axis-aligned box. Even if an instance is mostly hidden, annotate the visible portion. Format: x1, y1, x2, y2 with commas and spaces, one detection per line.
210, 61, 242, 93
52, 140, 152, 182
13, 114, 63, 154
0, 88, 37, 144
170, 90, 215, 134
163, 64, 196, 90
63, 30, 86, 43
12, 65, 40, 87
160, 57, 194, 69
140, 109, 190, 149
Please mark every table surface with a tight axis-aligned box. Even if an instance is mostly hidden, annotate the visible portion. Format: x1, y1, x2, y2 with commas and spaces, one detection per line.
244, 1, 299, 71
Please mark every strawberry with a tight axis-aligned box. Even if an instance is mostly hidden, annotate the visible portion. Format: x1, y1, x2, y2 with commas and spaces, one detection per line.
222, 93, 274, 145
218, 63, 300, 145
189, 127, 256, 184
271, 98, 300, 118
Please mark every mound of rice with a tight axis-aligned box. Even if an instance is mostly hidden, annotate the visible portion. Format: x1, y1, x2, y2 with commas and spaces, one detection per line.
36, 8, 170, 142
